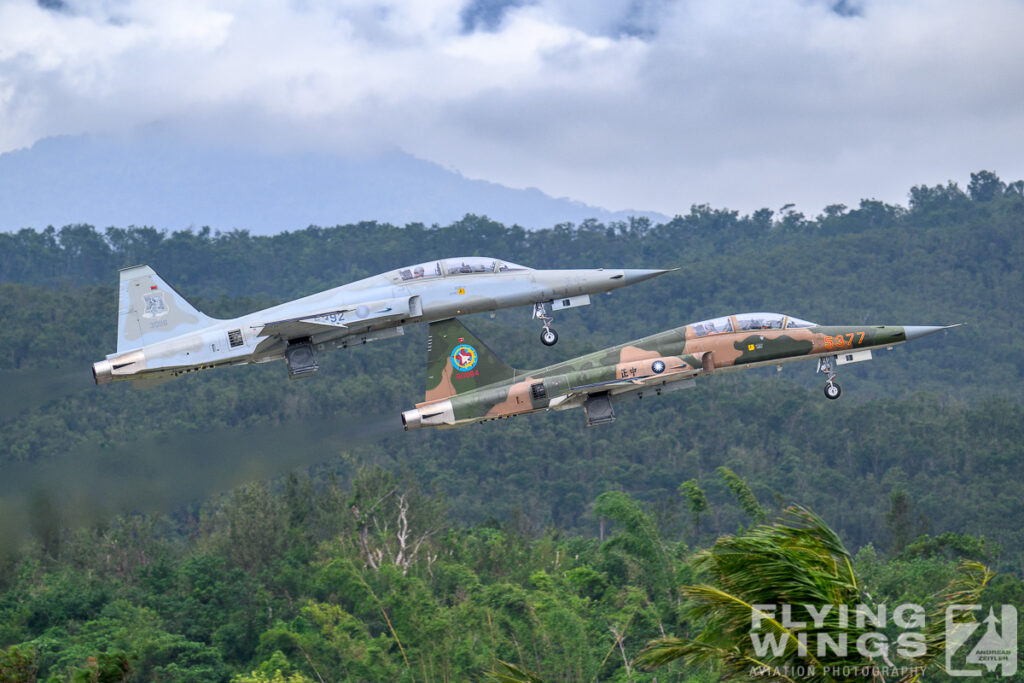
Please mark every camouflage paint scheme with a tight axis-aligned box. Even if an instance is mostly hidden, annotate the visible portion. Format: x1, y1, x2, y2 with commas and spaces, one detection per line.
401, 314, 958, 429
92, 258, 671, 387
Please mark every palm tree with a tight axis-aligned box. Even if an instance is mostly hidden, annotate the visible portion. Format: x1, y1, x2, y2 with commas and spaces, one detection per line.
483, 660, 545, 683
634, 506, 993, 683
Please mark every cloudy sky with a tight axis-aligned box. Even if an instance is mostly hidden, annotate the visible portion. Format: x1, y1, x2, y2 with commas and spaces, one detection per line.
2, 0, 1023, 217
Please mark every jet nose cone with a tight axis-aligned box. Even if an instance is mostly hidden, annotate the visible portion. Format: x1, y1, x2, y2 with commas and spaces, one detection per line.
903, 324, 960, 342
619, 268, 676, 285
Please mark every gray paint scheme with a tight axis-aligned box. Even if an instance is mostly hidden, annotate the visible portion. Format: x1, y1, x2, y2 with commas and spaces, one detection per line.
93, 257, 670, 386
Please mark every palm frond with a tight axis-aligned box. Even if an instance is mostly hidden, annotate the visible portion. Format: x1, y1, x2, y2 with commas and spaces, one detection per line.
898, 560, 995, 683
639, 505, 882, 682
681, 584, 832, 671
482, 659, 546, 683
635, 637, 813, 682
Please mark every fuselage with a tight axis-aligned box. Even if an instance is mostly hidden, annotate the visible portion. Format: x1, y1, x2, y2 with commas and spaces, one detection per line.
403, 312, 950, 429
93, 257, 669, 385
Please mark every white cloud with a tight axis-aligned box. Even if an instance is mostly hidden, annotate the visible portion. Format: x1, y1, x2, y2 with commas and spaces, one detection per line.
2, 0, 1024, 216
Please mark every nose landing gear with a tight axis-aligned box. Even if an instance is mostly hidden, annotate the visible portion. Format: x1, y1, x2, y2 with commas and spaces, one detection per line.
824, 381, 842, 400
533, 302, 559, 346
817, 355, 842, 400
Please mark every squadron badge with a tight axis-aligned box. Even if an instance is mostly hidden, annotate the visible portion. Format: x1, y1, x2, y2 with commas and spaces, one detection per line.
451, 344, 479, 371
142, 292, 168, 318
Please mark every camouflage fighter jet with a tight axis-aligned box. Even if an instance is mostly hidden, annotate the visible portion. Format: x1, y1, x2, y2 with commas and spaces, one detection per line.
93, 257, 671, 386
401, 313, 960, 429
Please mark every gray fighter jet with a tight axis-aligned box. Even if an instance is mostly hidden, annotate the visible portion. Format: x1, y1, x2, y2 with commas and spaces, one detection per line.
92, 257, 670, 386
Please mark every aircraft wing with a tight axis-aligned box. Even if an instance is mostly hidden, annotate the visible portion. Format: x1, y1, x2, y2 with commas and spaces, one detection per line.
570, 368, 700, 394
254, 298, 412, 340
255, 312, 352, 340
550, 359, 700, 409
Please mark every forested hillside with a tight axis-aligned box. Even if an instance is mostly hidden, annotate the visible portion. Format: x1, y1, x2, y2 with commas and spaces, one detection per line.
0, 171, 1022, 680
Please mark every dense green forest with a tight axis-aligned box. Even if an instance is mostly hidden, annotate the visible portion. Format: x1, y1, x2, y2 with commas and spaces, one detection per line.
1, 170, 1022, 680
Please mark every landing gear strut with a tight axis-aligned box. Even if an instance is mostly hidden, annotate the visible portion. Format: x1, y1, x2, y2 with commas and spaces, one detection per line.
534, 302, 559, 346
817, 355, 841, 400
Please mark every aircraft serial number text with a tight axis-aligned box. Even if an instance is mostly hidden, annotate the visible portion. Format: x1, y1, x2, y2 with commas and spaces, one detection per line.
823, 332, 865, 349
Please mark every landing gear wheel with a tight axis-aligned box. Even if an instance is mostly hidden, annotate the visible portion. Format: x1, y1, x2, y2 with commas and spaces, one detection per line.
824, 381, 842, 400
534, 302, 558, 346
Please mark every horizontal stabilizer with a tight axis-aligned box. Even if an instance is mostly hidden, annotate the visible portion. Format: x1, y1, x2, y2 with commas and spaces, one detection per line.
131, 374, 176, 389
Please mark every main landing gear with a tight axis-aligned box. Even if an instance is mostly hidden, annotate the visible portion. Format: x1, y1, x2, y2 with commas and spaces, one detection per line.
534, 302, 559, 346
818, 355, 842, 400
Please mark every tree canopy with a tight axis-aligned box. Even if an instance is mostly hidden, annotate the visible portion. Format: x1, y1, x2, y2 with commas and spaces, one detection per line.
0, 170, 1021, 680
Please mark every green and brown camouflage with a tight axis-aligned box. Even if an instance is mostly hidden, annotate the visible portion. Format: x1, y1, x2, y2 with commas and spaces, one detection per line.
402, 313, 961, 430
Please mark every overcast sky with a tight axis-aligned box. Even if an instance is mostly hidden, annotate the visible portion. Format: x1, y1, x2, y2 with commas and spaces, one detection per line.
2, 0, 1023, 217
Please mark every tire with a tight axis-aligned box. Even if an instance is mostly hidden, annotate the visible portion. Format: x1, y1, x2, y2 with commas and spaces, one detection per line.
540, 328, 559, 346
824, 382, 842, 400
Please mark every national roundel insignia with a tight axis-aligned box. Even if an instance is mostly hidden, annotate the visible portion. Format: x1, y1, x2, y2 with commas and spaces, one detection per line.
652, 360, 666, 374
451, 344, 479, 371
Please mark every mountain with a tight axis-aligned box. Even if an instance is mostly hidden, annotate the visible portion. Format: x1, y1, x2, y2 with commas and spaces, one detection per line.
0, 134, 666, 233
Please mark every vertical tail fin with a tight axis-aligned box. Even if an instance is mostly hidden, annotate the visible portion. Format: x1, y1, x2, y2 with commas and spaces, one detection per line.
423, 318, 517, 403
116, 265, 217, 354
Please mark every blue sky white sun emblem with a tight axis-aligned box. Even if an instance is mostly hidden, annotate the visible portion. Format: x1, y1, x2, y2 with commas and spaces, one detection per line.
451, 344, 479, 371
652, 360, 666, 374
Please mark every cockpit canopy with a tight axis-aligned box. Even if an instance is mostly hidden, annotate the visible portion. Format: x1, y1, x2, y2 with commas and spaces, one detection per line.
784, 315, 817, 329
388, 257, 531, 283
690, 312, 817, 337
